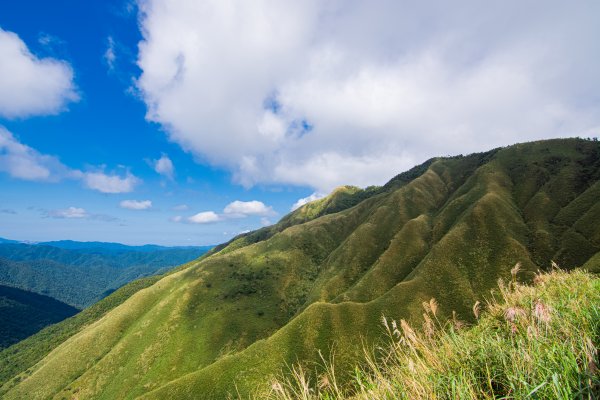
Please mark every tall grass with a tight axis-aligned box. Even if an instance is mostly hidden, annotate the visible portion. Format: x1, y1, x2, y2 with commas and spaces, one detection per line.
261, 269, 600, 399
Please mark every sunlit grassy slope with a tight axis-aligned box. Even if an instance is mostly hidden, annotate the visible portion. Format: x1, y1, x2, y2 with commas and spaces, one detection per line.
264, 269, 600, 399
1, 138, 599, 399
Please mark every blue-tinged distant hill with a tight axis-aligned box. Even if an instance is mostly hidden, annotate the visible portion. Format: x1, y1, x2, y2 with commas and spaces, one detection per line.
0, 241, 212, 309
37, 240, 205, 254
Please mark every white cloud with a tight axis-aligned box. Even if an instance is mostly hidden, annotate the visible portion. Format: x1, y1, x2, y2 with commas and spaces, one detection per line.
104, 36, 116, 71
0, 127, 74, 181
173, 204, 188, 211
188, 211, 221, 224
136, 0, 600, 191
223, 200, 275, 217
291, 192, 326, 211
83, 171, 140, 193
178, 200, 275, 225
49, 207, 88, 219
1, 127, 142, 193
120, 199, 152, 210
0, 27, 78, 118
153, 153, 174, 179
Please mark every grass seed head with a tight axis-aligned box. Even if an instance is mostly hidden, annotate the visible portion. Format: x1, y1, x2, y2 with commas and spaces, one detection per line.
472, 301, 481, 319
510, 262, 521, 283
532, 300, 551, 324
504, 306, 526, 323
429, 298, 438, 316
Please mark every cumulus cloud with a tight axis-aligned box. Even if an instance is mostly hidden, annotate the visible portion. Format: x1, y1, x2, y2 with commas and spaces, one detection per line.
291, 192, 326, 211
48, 207, 88, 219
153, 153, 174, 179
136, 0, 600, 191
0, 127, 141, 193
188, 211, 221, 224
120, 199, 152, 210
176, 200, 275, 224
82, 171, 140, 193
0, 27, 78, 118
223, 200, 275, 218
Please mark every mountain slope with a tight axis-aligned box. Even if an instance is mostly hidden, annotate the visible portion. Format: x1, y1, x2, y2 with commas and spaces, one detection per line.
0, 285, 78, 349
2, 138, 599, 399
0, 243, 211, 308
266, 269, 600, 399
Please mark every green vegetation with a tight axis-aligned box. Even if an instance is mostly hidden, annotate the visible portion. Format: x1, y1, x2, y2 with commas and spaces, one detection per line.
0, 285, 78, 349
0, 138, 599, 399
264, 269, 600, 399
0, 274, 162, 387
0, 243, 211, 308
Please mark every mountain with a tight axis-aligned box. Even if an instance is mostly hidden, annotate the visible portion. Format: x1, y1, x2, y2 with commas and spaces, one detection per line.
1, 138, 599, 399
0, 242, 212, 308
38, 240, 206, 254
0, 285, 78, 349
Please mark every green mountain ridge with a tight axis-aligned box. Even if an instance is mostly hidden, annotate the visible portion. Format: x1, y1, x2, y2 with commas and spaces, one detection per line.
1, 138, 599, 399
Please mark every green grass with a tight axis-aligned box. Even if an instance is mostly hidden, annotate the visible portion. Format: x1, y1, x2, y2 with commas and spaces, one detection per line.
1, 138, 599, 399
263, 269, 600, 399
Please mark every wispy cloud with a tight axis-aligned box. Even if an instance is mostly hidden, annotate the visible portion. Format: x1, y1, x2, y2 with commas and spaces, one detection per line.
104, 36, 116, 72
0, 127, 75, 181
48, 206, 88, 219
0, 127, 141, 193
120, 199, 152, 210
44, 206, 119, 222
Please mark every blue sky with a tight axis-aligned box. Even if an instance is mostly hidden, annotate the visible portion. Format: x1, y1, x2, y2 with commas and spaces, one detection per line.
1, 0, 599, 245
0, 0, 312, 245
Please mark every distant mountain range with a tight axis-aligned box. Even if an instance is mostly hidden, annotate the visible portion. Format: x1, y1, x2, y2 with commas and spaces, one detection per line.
0, 239, 212, 349
0, 238, 204, 253
0, 240, 212, 309
0, 139, 598, 399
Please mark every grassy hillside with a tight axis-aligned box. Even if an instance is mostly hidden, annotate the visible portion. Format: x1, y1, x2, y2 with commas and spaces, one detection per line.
1, 138, 599, 399
0, 243, 211, 308
264, 269, 600, 399
0, 285, 78, 349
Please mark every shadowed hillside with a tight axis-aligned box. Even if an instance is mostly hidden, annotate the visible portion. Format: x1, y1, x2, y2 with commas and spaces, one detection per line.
1, 138, 599, 399
0, 285, 78, 349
